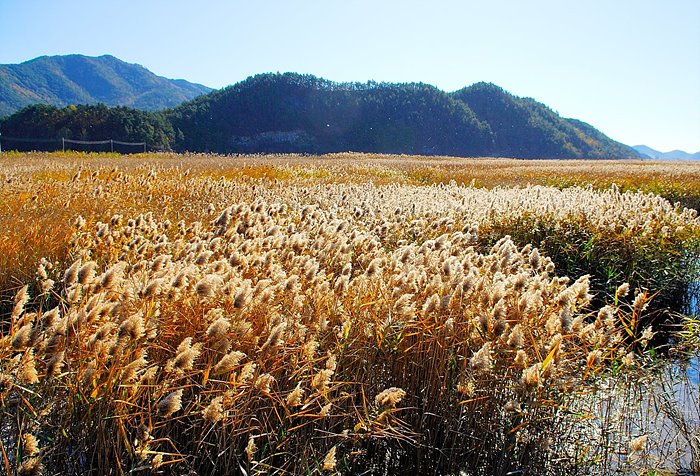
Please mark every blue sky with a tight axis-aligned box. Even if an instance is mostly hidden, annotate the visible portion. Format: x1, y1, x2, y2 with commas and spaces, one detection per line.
1, 0, 699, 152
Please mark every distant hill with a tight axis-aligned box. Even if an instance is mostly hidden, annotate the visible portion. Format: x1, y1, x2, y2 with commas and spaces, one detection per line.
168, 74, 494, 156
452, 83, 639, 159
0, 63, 643, 159
633, 145, 661, 159
633, 145, 700, 160
0, 54, 212, 116
167, 73, 641, 158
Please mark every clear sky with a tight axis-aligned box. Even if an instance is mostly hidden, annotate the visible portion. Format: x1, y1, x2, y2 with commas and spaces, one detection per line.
1, 0, 699, 152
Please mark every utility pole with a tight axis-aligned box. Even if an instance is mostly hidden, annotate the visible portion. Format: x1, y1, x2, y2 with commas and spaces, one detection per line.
62, 138, 65, 152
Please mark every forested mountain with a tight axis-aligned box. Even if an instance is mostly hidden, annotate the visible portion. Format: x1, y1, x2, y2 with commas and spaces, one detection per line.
0, 70, 642, 159
0, 55, 211, 117
168, 73, 494, 156
452, 83, 638, 159
166, 74, 639, 158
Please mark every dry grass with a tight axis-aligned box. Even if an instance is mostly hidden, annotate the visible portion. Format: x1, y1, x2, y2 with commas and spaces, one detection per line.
2, 152, 698, 318
0, 152, 699, 475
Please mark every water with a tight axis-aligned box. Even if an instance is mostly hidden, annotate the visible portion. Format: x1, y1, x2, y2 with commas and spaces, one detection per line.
688, 356, 699, 386
646, 281, 700, 473
576, 282, 700, 475
684, 280, 699, 387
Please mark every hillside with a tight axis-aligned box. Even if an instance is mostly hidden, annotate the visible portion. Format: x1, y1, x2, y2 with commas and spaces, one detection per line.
1, 68, 642, 159
168, 73, 494, 156
0, 54, 212, 116
167, 73, 641, 158
452, 83, 639, 159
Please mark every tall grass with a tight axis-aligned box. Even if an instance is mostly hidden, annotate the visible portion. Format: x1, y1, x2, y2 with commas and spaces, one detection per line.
569, 316, 700, 475
2, 153, 698, 318
1, 152, 699, 475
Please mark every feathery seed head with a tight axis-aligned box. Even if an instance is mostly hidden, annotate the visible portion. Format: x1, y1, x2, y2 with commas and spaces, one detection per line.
203, 396, 225, 423
255, 373, 275, 393
629, 434, 648, 453
169, 341, 201, 374
632, 292, 649, 315
171, 269, 189, 289
311, 368, 334, 392
365, 257, 383, 278
233, 282, 251, 309
261, 322, 286, 351
22, 433, 41, 456
122, 353, 148, 382
12, 323, 33, 350
322, 446, 337, 471
17, 457, 43, 476
118, 312, 145, 340
12, 285, 30, 320
18, 350, 39, 385
522, 363, 541, 388
508, 325, 525, 348
39, 306, 59, 329
77, 261, 97, 286
470, 342, 493, 372
63, 260, 82, 287
206, 317, 230, 342
41, 279, 55, 294
37, 263, 48, 280
640, 326, 655, 347
245, 435, 258, 462
196, 276, 218, 299
46, 350, 65, 377
158, 389, 184, 417
375, 387, 406, 407
514, 349, 529, 369
615, 283, 630, 299
286, 384, 305, 407
586, 349, 603, 369
422, 293, 440, 317
238, 362, 257, 384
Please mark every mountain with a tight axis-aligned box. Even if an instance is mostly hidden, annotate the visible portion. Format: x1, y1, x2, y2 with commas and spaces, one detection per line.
166, 73, 640, 158
168, 73, 493, 156
633, 145, 661, 159
633, 145, 700, 160
0, 54, 212, 116
0, 68, 643, 159
452, 83, 639, 159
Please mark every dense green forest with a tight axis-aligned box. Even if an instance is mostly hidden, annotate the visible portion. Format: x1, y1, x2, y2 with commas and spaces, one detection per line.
0, 73, 642, 158
0, 104, 175, 151
452, 82, 638, 159
169, 74, 493, 155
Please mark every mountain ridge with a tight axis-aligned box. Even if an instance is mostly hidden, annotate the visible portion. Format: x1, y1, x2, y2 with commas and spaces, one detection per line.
0, 54, 212, 116
167, 73, 640, 158
633, 145, 700, 160
451, 82, 637, 159
0, 56, 642, 159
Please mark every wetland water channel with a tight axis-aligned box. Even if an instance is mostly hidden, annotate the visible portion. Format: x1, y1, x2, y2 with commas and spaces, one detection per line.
566, 282, 699, 475
625, 282, 700, 474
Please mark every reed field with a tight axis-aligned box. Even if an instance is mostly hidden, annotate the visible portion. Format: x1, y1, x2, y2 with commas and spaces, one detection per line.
1, 152, 699, 475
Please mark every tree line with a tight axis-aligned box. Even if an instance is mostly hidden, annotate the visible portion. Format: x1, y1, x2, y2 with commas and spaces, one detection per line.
0, 104, 175, 152
0, 74, 640, 159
